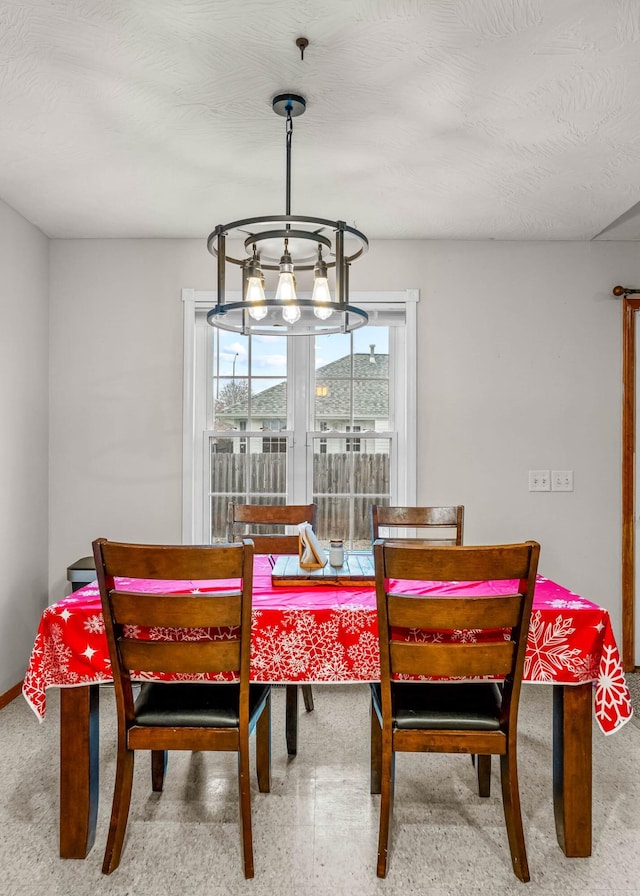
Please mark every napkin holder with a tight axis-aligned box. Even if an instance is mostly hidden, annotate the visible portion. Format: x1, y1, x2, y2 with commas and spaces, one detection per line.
298, 522, 327, 570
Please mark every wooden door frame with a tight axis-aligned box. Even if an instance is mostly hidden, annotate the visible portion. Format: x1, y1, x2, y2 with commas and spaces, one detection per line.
622, 296, 640, 670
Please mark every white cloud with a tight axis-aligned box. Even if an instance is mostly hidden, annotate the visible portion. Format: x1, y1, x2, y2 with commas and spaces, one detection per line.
223, 341, 246, 360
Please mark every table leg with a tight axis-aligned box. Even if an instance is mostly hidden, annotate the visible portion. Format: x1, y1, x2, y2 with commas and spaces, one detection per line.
59, 685, 99, 858
552, 683, 592, 857
285, 684, 298, 756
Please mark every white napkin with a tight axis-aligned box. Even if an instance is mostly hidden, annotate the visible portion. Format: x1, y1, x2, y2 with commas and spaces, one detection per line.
298, 522, 327, 569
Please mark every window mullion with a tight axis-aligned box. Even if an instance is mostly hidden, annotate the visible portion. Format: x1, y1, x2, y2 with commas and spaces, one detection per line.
289, 334, 312, 504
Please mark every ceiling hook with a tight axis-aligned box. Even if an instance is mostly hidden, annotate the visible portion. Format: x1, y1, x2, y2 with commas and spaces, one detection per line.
296, 37, 309, 61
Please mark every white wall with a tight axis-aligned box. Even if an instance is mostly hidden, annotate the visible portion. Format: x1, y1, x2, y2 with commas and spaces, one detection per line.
0, 200, 49, 693
49, 238, 640, 642
48, 240, 204, 599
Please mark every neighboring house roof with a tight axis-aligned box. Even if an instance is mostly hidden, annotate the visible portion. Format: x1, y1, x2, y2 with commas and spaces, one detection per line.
217, 352, 389, 424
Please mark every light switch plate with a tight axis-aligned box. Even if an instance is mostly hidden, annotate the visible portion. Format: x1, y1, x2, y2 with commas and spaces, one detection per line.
552, 470, 573, 491
529, 470, 550, 491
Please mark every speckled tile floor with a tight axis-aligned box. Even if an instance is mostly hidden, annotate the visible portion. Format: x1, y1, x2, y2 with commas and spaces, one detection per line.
1, 683, 639, 895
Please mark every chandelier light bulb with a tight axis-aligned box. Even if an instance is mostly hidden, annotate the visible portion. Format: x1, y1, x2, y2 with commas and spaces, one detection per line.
246, 277, 268, 320
312, 277, 331, 303
245, 247, 267, 319
282, 300, 301, 324
275, 242, 297, 307
313, 300, 332, 320
275, 270, 297, 302
312, 248, 332, 318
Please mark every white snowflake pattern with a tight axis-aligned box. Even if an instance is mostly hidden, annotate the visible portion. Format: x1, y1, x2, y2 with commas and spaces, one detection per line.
524, 612, 583, 681
451, 628, 482, 644
153, 671, 237, 683
84, 614, 105, 635
141, 625, 239, 642
347, 631, 380, 679
282, 608, 303, 626
41, 623, 75, 680
251, 611, 349, 681
29, 634, 43, 660
335, 604, 374, 635
547, 599, 591, 610
251, 624, 309, 678
594, 643, 633, 730
22, 634, 47, 718
581, 651, 600, 682
404, 629, 444, 643
314, 648, 352, 680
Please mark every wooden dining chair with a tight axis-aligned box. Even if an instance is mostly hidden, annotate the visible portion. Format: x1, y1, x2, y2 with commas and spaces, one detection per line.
371, 539, 540, 881
226, 501, 317, 755
227, 502, 318, 556
370, 504, 464, 545
93, 538, 271, 879
370, 505, 501, 799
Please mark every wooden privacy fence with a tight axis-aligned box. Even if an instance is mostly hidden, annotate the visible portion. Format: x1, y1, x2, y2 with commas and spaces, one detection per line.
210, 452, 390, 545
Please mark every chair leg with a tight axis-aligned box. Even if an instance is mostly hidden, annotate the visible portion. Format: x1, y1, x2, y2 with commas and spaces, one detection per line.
255, 693, 271, 793
237, 738, 255, 879
475, 754, 491, 797
499, 751, 530, 882
370, 699, 382, 794
102, 747, 135, 874
151, 750, 167, 792
285, 685, 313, 755
376, 733, 394, 878
301, 684, 314, 712
285, 685, 298, 756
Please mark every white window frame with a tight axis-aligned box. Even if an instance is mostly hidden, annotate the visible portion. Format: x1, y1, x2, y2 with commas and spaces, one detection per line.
181, 288, 418, 544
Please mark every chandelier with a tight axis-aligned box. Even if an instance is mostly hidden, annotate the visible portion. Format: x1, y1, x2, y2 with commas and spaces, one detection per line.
206, 91, 369, 335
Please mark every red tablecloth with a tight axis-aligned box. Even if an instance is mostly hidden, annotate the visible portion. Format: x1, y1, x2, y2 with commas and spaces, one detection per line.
22, 557, 633, 735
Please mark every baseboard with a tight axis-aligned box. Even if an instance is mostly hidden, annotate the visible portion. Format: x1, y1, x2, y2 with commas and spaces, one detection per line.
0, 681, 23, 710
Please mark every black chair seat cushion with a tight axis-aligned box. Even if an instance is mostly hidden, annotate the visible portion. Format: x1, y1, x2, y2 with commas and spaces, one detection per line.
371, 681, 503, 730
134, 682, 270, 728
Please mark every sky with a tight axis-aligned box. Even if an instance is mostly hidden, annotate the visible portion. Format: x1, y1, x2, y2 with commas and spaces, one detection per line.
215, 325, 389, 393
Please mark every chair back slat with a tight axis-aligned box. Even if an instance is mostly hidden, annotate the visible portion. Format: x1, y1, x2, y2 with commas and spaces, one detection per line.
239, 534, 300, 555
227, 503, 317, 555
387, 594, 522, 630
112, 591, 242, 628
95, 540, 245, 581
93, 537, 254, 693
371, 505, 464, 544
375, 539, 539, 686
382, 541, 533, 582
120, 639, 241, 675
390, 641, 516, 678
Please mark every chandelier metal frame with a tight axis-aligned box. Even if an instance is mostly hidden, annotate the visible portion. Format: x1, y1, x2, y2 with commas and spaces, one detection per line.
206, 92, 369, 335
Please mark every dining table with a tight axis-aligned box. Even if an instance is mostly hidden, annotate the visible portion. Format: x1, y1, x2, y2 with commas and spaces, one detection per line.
22, 552, 633, 862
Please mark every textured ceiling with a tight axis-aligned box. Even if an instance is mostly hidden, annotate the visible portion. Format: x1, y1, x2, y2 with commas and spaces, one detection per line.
2, 0, 640, 240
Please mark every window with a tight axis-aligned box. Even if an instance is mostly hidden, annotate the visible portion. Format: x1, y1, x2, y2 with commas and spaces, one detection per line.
182, 290, 418, 548
346, 425, 362, 453
319, 420, 328, 455
261, 419, 287, 454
